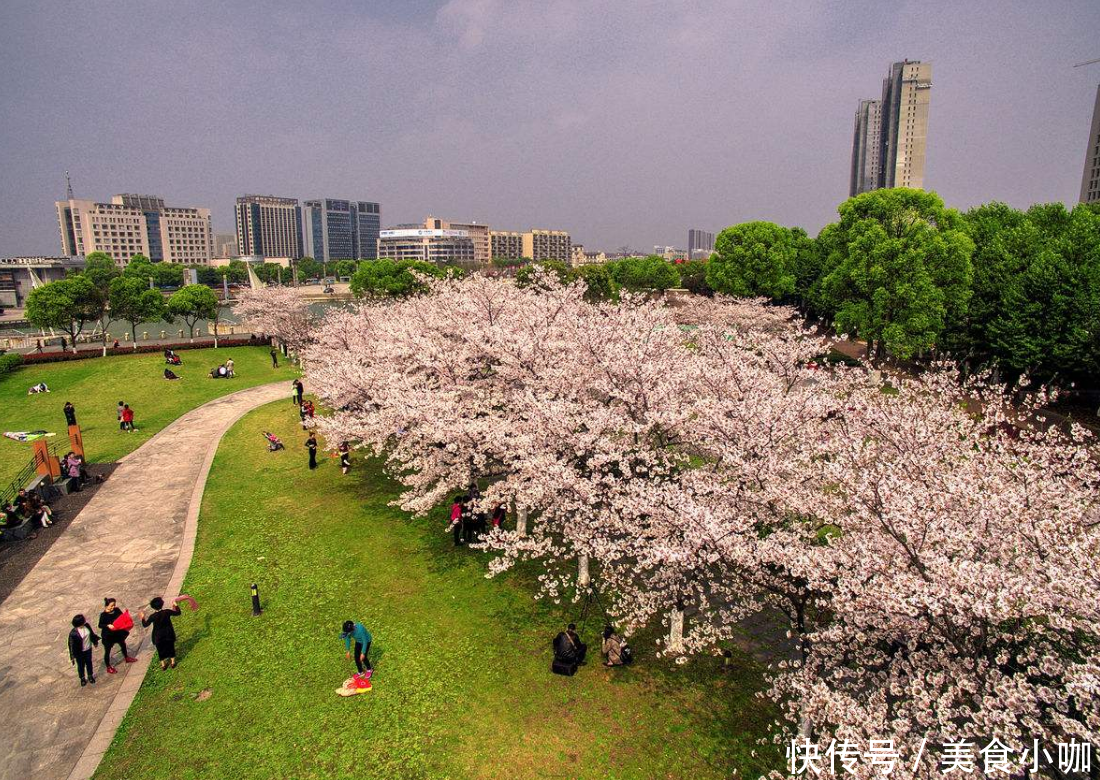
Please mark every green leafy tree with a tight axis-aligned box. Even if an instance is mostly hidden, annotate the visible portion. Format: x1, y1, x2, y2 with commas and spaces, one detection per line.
167, 284, 219, 341
122, 254, 183, 288
677, 260, 713, 297
953, 202, 1100, 384
296, 256, 323, 281
222, 261, 249, 285
25, 275, 100, 352
818, 188, 974, 361
607, 255, 680, 292
515, 260, 574, 289
334, 259, 357, 278
790, 228, 830, 319
574, 264, 619, 302
707, 221, 800, 299
76, 252, 121, 354
109, 276, 169, 349
195, 265, 222, 285
349, 259, 447, 298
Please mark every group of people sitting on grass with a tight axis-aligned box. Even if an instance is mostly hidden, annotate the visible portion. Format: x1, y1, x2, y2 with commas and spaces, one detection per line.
209, 358, 234, 380
27, 382, 50, 394
551, 622, 631, 674
448, 494, 508, 546
2, 488, 55, 532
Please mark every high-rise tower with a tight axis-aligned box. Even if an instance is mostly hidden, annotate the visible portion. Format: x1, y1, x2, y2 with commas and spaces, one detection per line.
849, 60, 932, 195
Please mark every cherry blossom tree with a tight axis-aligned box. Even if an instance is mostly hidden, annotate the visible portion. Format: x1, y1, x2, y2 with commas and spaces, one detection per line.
234, 285, 315, 353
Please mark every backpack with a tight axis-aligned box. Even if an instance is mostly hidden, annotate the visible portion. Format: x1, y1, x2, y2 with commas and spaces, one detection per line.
619, 642, 634, 665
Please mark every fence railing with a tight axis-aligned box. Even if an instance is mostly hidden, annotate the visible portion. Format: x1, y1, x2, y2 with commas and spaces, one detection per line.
1, 440, 62, 508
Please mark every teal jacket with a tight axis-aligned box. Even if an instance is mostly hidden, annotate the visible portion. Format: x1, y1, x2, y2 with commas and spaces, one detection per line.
343, 623, 372, 652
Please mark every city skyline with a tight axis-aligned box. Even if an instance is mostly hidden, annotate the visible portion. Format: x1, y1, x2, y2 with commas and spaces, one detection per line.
1, 1, 1098, 256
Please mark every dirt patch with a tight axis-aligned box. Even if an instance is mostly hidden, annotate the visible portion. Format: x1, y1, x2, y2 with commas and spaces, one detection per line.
0, 463, 118, 604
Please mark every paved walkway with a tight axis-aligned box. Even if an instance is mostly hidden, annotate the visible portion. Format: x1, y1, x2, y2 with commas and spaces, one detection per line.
0, 382, 288, 780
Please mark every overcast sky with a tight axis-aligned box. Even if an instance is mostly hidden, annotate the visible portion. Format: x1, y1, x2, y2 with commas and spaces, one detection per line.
1, 0, 1098, 254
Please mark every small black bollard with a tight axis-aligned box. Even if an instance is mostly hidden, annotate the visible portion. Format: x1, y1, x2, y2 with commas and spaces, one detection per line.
251, 583, 262, 616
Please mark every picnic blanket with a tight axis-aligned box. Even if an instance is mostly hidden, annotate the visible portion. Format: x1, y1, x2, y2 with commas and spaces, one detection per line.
3, 431, 54, 443
336, 671, 373, 697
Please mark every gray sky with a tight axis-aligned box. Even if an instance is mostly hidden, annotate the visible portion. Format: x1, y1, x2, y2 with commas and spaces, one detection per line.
1, 0, 1098, 254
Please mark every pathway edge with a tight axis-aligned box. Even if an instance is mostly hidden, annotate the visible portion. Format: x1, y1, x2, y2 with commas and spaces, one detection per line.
65, 382, 286, 780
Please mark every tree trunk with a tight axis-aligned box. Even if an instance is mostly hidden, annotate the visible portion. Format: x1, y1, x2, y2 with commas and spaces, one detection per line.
668, 604, 685, 654
131, 324, 138, 350
516, 506, 528, 536
577, 554, 590, 588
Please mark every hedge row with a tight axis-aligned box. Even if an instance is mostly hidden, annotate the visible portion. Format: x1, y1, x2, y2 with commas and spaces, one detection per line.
17, 336, 267, 366
0, 353, 22, 377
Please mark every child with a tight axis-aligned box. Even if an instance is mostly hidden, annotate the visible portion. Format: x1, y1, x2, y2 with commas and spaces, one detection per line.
121, 404, 135, 431
339, 442, 351, 474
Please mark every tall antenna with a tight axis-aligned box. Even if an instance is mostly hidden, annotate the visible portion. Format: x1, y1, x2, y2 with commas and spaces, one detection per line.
65, 170, 74, 200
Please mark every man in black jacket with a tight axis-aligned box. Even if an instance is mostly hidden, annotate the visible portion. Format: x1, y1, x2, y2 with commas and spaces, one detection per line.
68, 614, 100, 687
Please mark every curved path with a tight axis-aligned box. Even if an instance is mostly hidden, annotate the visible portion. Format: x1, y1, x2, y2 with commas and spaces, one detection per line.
0, 382, 289, 780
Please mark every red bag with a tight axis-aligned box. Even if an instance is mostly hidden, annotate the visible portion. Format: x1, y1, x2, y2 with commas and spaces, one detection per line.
112, 610, 134, 631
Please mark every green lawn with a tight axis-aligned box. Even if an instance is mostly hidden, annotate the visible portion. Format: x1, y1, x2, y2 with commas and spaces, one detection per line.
0, 347, 294, 488
96, 402, 780, 779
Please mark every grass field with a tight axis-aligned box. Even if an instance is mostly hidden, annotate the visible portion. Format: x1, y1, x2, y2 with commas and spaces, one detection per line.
0, 347, 295, 488
95, 401, 780, 779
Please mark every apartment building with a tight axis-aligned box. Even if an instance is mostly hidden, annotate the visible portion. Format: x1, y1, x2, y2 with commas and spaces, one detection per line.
424, 217, 490, 264
490, 231, 525, 261
522, 229, 572, 262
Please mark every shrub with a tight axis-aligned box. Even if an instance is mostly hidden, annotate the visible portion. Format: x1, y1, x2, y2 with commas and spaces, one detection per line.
0, 353, 22, 377
18, 337, 265, 365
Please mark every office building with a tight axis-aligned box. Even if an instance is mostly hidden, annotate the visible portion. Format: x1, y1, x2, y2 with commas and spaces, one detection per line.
425, 217, 490, 264
301, 199, 382, 261
377, 227, 475, 264
687, 229, 715, 260
491, 231, 524, 261
522, 230, 572, 262
849, 99, 883, 196
1081, 84, 1100, 204
56, 193, 213, 266
849, 60, 932, 194
235, 195, 302, 259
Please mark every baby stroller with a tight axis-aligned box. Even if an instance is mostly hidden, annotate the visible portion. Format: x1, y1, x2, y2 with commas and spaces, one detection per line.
263, 432, 284, 452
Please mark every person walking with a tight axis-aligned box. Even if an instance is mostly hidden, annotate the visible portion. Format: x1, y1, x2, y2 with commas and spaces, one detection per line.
340, 620, 373, 674
35, 339, 43, 353
225, 357, 234, 377
98, 598, 138, 674
270, 347, 279, 368
140, 597, 182, 670
306, 433, 318, 470
295, 379, 304, 406
68, 615, 100, 687
63, 401, 77, 427
339, 442, 351, 475
121, 404, 135, 431
60, 336, 67, 351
